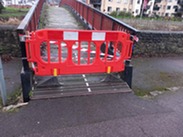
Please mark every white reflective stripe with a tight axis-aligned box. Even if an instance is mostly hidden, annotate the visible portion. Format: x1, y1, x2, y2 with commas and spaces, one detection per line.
32, 63, 35, 68
19, 35, 26, 42
21, 57, 27, 60
64, 32, 78, 40
92, 32, 106, 41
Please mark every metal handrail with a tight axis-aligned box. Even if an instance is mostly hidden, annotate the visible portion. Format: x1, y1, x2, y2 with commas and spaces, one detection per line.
17, 0, 45, 32
60, 0, 138, 34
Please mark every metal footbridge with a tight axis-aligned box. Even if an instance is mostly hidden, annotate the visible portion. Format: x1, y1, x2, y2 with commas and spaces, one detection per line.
17, 0, 137, 102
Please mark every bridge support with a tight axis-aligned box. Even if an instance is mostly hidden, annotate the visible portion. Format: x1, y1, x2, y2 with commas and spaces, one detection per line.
18, 33, 33, 102
120, 60, 133, 89
20, 69, 33, 102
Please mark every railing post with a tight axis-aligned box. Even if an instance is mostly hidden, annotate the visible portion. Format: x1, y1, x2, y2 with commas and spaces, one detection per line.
0, 58, 7, 106
17, 30, 32, 102
17, 0, 45, 102
111, 21, 115, 30
92, 10, 94, 29
100, 15, 103, 30
18, 31, 30, 72
86, 6, 89, 23
120, 60, 133, 88
82, 3, 84, 19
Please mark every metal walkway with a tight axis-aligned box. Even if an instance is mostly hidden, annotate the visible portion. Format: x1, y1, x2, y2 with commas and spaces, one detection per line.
32, 74, 131, 100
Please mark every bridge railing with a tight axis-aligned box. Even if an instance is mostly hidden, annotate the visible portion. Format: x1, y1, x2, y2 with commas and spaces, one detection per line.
17, 0, 45, 33
60, 0, 138, 35
17, 0, 45, 102
17, 0, 45, 71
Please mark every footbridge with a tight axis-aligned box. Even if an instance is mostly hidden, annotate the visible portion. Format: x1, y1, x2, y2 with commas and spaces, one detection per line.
17, 0, 138, 102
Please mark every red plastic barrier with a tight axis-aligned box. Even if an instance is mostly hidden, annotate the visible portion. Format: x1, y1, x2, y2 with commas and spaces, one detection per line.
26, 29, 133, 76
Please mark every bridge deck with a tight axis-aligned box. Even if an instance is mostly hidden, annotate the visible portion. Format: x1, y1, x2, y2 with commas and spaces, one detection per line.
32, 6, 132, 100
45, 6, 83, 29
32, 74, 131, 100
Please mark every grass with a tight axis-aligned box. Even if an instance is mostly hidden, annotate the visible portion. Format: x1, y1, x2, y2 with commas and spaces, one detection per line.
120, 18, 183, 31
39, 3, 48, 29
109, 11, 183, 31
134, 89, 150, 96
0, 87, 22, 110
0, 98, 2, 109
134, 86, 168, 97
0, 7, 29, 19
6, 87, 22, 105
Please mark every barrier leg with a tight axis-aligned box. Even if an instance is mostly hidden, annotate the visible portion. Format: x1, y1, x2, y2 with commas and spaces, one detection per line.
120, 60, 133, 88
20, 69, 33, 102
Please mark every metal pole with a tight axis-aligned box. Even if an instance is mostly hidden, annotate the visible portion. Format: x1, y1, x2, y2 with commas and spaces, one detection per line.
140, 0, 144, 19
0, 57, 7, 106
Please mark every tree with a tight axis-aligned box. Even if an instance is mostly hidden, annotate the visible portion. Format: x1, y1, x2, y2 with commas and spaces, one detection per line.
175, 0, 183, 17
0, 0, 4, 14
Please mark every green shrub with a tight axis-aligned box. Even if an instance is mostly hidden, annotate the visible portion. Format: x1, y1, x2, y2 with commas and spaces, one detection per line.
118, 11, 133, 18
0, 1, 4, 13
109, 11, 118, 17
118, 11, 126, 17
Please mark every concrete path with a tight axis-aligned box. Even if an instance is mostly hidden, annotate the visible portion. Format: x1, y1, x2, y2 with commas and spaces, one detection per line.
132, 56, 183, 92
3, 58, 22, 95
1, 5, 183, 137
45, 6, 83, 29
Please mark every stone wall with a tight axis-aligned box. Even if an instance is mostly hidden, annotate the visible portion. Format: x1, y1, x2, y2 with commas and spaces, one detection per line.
0, 25, 20, 57
1, 18, 183, 58
134, 31, 183, 56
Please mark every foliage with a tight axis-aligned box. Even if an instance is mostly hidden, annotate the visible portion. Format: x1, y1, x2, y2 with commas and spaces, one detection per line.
118, 11, 132, 17
39, 3, 48, 29
6, 87, 22, 105
109, 11, 118, 17
0, 6, 29, 19
0, 1, 4, 14
109, 11, 133, 18
174, 0, 183, 18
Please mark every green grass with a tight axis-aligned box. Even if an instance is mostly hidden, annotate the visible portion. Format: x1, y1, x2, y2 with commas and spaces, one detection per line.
0, 98, 2, 109
6, 87, 22, 105
0, 7, 29, 19
134, 89, 151, 96
133, 86, 168, 97
109, 11, 182, 22
0, 87, 23, 113
38, 3, 48, 29
0, 87, 22, 108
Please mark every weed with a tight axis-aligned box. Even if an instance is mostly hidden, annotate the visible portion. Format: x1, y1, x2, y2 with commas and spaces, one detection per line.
0, 98, 2, 109
39, 3, 48, 29
133, 86, 168, 97
0, 7, 29, 19
6, 87, 22, 105
134, 89, 150, 96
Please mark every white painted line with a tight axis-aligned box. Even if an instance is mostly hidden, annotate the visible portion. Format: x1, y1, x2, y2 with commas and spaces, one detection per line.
87, 88, 91, 92
82, 74, 91, 92
86, 83, 89, 87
